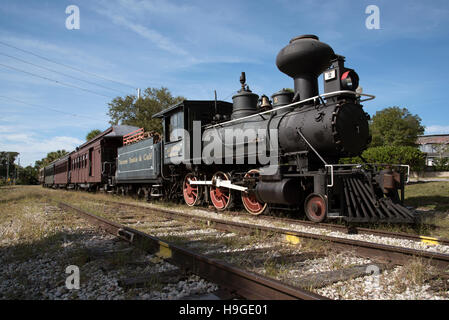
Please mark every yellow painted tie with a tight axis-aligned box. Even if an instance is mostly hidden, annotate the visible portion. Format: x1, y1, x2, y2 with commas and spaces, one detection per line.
285, 234, 301, 245
419, 236, 439, 245
157, 241, 173, 258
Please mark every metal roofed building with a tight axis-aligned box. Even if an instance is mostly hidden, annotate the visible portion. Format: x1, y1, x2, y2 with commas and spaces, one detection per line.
417, 134, 449, 166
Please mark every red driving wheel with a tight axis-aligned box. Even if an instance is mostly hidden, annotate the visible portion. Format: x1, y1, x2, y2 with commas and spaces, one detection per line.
183, 173, 202, 206
210, 171, 233, 211
241, 169, 267, 215
304, 193, 327, 223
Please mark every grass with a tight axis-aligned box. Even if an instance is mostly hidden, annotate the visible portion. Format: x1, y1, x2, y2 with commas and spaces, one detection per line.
3, 185, 448, 298
404, 181, 449, 237
405, 181, 449, 212
0, 187, 97, 267
4, 183, 449, 239
263, 258, 289, 278
0, 186, 191, 299
296, 238, 331, 255
381, 259, 435, 295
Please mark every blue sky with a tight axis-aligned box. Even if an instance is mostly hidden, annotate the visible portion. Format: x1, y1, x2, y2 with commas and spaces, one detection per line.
1, 0, 449, 166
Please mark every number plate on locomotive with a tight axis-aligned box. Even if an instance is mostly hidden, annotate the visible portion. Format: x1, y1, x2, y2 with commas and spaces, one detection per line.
324, 69, 336, 81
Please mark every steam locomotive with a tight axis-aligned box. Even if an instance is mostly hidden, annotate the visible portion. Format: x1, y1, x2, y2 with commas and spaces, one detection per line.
41, 35, 416, 223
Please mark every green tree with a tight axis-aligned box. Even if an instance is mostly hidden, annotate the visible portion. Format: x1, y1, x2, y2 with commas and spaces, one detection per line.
370, 107, 425, 147
107, 87, 184, 133
433, 157, 449, 171
340, 146, 426, 171
34, 150, 69, 168
0, 151, 19, 181
86, 129, 102, 141
17, 165, 39, 185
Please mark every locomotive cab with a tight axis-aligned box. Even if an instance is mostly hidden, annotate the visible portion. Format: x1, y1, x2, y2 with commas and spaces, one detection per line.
160, 105, 185, 165
153, 100, 233, 165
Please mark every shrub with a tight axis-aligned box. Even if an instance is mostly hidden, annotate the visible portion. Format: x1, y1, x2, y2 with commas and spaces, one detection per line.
340, 146, 426, 172
433, 157, 449, 171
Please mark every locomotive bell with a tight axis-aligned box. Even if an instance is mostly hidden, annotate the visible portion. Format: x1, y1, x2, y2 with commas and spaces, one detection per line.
276, 35, 335, 102
260, 95, 272, 109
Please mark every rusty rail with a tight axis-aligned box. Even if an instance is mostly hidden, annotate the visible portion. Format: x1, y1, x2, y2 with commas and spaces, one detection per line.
58, 202, 326, 300
259, 215, 449, 247
105, 200, 449, 270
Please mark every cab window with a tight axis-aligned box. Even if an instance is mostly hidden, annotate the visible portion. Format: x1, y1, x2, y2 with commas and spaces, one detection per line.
166, 111, 183, 142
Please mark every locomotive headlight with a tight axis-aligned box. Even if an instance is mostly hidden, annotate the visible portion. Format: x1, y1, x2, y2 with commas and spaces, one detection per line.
340, 70, 359, 91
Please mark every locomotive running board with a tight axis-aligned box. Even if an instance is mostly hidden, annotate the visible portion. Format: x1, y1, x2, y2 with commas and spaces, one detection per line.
189, 178, 248, 192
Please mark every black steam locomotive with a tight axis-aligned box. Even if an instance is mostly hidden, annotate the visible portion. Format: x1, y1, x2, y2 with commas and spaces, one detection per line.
43, 35, 415, 223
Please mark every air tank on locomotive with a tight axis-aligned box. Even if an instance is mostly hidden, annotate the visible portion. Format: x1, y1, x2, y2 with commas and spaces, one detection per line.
202, 73, 266, 165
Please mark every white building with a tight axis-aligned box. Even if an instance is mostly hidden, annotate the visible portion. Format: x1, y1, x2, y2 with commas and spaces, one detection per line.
417, 134, 449, 166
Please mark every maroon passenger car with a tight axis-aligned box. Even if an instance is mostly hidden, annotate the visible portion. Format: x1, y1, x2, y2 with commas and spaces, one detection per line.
54, 153, 72, 187
69, 125, 138, 190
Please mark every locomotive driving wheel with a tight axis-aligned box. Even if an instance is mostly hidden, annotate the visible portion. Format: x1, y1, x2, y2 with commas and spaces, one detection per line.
241, 169, 267, 215
183, 173, 202, 206
210, 171, 233, 211
304, 193, 327, 223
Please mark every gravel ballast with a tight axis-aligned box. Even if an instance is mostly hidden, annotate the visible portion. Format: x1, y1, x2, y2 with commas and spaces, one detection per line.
0, 200, 218, 300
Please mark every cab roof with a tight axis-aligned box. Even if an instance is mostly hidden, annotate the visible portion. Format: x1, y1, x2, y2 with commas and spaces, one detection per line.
152, 100, 232, 119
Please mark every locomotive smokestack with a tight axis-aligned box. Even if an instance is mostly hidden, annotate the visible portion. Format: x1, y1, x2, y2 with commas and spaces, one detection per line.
276, 35, 335, 102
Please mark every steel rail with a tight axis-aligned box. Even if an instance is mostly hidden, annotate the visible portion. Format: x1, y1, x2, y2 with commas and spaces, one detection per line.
112, 198, 449, 246
58, 202, 326, 300
268, 217, 449, 247
102, 200, 449, 270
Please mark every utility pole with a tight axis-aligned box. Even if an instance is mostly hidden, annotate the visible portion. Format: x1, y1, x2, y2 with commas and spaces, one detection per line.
6, 153, 9, 185
16, 156, 20, 185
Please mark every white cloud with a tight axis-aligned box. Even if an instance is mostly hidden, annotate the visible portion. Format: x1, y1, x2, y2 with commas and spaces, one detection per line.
116, 0, 193, 16
93, 0, 270, 67
0, 34, 115, 71
95, 5, 191, 58
3, 133, 29, 141
425, 125, 449, 135
0, 32, 136, 92
0, 125, 83, 166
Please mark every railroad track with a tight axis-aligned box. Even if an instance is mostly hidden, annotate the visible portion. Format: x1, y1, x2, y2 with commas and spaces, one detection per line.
259, 214, 449, 247
87, 199, 449, 271
58, 201, 326, 300
56, 196, 449, 299
57, 188, 449, 245
213, 206, 448, 246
